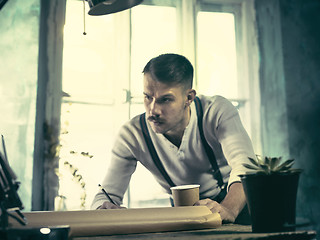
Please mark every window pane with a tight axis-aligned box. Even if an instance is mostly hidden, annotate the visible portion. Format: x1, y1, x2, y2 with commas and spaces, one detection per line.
58, 0, 128, 210
196, 12, 238, 99
0, 0, 40, 211
130, 5, 177, 97
58, 103, 116, 210
63, 1, 116, 100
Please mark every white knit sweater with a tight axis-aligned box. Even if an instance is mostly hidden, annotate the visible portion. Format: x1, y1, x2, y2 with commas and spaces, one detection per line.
91, 95, 255, 209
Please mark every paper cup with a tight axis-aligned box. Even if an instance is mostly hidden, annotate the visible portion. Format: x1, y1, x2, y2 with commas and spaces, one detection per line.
170, 184, 200, 206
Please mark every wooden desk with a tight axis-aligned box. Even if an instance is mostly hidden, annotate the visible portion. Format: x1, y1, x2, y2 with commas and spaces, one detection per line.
73, 224, 317, 240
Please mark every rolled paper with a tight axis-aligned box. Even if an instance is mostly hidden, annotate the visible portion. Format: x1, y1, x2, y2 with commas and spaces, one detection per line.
9, 206, 222, 237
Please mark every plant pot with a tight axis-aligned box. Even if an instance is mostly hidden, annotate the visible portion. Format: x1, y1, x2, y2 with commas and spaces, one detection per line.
239, 170, 301, 233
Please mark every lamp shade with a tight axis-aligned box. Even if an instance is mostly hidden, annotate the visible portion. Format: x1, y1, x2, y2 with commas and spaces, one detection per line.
0, 0, 9, 11
87, 0, 143, 16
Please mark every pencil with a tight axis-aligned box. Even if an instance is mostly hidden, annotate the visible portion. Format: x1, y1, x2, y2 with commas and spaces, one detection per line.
1, 135, 8, 161
98, 184, 117, 205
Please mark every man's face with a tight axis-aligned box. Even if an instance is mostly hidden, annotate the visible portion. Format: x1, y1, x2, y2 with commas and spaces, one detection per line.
143, 73, 190, 136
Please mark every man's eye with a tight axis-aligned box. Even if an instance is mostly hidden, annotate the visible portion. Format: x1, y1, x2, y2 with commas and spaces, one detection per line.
159, 98, 172, 103
144, 95, 152, 101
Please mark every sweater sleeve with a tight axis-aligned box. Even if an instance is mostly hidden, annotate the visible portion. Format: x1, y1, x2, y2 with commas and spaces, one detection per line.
204, 96, 256, 190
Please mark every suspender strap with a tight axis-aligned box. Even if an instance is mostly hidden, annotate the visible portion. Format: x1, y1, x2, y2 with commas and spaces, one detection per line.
193, 96, 225, 189
139, 113, 176, 187
139, 96, 225, 190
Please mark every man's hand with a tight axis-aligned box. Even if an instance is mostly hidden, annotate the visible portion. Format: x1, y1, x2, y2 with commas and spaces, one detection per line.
98, 201, 126, 209
194, 198, 236, 223
194, 182, 247, 223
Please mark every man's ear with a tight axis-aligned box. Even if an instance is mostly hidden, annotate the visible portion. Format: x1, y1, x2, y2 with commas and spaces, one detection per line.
186, 89, 196, 105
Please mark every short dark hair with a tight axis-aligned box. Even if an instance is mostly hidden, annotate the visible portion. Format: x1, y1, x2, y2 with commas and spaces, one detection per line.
143, 53, 193, 89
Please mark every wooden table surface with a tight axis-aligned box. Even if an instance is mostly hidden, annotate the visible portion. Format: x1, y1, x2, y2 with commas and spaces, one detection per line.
73, 224, 317, 240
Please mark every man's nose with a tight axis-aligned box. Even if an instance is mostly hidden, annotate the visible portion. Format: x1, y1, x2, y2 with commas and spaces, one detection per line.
150, 100, 160, 116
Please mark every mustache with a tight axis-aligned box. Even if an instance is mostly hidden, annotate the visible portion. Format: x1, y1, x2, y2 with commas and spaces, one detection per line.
147, 116, 162, 122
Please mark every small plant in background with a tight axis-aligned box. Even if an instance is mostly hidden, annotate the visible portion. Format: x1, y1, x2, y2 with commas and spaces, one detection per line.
243, 155, 298, 175
64, 160, 87, 209
57, 101, 96, 210
56, 150, 93, 210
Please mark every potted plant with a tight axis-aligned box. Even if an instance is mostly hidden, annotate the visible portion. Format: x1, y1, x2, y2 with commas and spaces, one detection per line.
239, 155, 302, 233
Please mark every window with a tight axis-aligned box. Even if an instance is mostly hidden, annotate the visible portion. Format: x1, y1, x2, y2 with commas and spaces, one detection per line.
58, 0, 259, 210
58, 0, 123, 210
0, 0, 40, 211
197, 12, 238, 98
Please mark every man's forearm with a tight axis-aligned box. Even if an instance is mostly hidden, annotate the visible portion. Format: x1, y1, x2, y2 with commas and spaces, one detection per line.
220, 182, 247, 219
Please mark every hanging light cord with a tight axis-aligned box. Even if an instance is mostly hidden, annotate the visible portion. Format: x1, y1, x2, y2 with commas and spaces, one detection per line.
83, 0, 87, 35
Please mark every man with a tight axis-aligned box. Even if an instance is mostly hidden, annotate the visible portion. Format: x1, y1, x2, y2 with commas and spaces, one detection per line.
91, 53, 255, 223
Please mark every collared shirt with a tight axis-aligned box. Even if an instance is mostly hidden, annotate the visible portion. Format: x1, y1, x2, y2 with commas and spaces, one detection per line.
91, 95, 255, 209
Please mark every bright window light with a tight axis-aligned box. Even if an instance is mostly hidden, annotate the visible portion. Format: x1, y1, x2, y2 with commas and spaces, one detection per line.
196, 12, 238, 99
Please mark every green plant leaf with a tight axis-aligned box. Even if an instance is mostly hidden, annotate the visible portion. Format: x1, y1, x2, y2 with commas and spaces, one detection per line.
259, 164, 270, 174
243, 163, 260, 170
274, 159, 294, 171
264, 156, 270, 166
270, 157, 281, 170
248, 157, 260, 167
244, 155, 296, 174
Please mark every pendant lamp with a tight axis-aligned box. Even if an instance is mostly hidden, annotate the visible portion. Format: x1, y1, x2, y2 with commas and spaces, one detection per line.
87, 0, 143, 16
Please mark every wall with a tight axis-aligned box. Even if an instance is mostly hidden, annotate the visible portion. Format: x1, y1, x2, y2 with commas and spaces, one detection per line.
255, 0, 290, 158
0, 0, 40, 211
280, 0, 320, 232
255, 0, 320, 233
